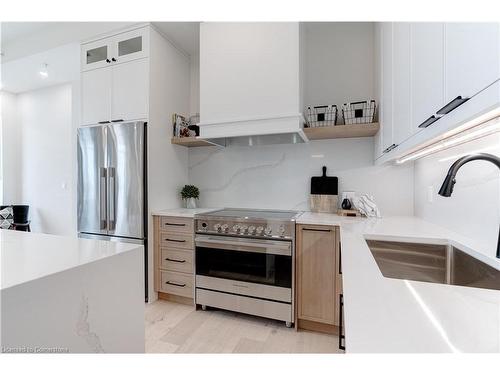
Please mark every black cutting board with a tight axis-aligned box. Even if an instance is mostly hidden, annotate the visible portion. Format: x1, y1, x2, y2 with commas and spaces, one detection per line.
311, 166, 338, 195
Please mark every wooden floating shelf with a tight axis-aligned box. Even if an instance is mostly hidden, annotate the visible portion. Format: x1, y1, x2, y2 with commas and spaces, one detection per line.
303, 122, 380, 140
171, 137, 214, 147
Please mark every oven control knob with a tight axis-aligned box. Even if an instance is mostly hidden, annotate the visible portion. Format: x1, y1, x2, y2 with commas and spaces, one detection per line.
278, 225, 286, 236
232, 224, 240, 233
221, 224, 229, 232
264, 227, 272, 236
256, 226, 264, 235
248, 225, 256, 234
240, 225, 248, 234
214, 223, 222, 232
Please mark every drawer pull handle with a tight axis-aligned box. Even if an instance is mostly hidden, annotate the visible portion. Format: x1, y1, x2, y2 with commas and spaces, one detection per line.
302, 228, 331, 232
165, 238, 186, 243
165, 223, 186, 227
166, 281, 186, 287
436, 95, 469, 115
232, 284, 249, 288
165, 258, 186, 263
418, 115, 440, 128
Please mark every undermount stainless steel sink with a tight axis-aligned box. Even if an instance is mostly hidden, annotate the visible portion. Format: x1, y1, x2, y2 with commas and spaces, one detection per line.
366, 239, 500, 291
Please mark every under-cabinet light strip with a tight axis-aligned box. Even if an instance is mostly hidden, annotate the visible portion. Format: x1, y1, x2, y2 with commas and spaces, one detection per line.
396, 106, 500, 164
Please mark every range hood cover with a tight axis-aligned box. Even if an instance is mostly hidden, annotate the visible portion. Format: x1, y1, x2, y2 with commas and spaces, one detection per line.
198, 114, 308, 146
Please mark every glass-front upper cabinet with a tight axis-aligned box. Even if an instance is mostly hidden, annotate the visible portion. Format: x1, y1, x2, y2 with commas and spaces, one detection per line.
81, 26, 150, 71
112, 28, 149, 65
81, 39, 113, 71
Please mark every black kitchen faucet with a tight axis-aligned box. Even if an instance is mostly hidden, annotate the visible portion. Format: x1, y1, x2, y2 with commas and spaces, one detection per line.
438, 153, 500, 259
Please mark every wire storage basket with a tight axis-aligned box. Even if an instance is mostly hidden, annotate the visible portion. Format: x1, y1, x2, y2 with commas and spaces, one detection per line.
342, 100, 376, 125
305, 105, 338, 128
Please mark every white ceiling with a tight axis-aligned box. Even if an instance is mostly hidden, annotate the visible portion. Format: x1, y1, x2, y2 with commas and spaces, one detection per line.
153, 22, 199, 56
1, 22, 55, 45
1, 22, 200, 60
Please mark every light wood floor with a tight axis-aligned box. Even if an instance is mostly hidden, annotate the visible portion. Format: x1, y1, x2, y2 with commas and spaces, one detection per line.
145, 300, 344, 353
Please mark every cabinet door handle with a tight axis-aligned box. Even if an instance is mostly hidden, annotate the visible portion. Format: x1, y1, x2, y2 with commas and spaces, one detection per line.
339, 242, 342, 275
165, 222, 186, 227
111, 119, 124, 123
165, 258, 186, 263
383, 143, 397, 153
111, 57, 117, 62
302, 228, 331, 232
165, 238, 186, 243
106, 58, 111, 63
418, 115, 440, 128
436, 96, 469, 115
98, 121, 110, 124
338, 294, 345, 350
165, 281, 186, 287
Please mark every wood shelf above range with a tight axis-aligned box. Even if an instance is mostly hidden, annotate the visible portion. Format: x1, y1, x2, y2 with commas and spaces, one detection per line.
303, 122, 380, 140
171, 137, 214, 147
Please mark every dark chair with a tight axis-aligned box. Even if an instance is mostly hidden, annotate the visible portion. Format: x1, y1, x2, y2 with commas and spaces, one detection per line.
0, 206, 14, 229
0, 205, 30, 232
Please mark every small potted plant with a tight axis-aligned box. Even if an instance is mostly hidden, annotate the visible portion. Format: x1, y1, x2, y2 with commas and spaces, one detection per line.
180, 185, 200, 209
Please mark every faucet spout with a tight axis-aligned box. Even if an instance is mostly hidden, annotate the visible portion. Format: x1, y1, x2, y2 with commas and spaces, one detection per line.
438, 153, 500, 259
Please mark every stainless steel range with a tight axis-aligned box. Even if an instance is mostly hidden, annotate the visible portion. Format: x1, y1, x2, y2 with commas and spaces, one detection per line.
194, 208, 301, 327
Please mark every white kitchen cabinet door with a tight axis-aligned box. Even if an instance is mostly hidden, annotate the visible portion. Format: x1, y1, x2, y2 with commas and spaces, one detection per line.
111, 58, 149, 122
445, 23, 500, 104
112, 27, 150, 65
392, 23, 412, 145
81, 68, 112, 125
380, 23, 394, 152
81, 39, 113, 71
373, 24, 384, 159
411, 23, 444, 131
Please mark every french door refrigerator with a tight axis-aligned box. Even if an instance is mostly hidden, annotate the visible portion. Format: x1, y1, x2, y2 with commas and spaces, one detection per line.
77, 121, 148, 301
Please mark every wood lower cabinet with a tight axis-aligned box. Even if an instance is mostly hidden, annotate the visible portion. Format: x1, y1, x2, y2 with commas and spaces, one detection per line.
296, 224, 342, 334
154, 215, 195, 305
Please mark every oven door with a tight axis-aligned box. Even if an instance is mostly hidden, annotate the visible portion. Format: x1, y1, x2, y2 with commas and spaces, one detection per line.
195, 235, 292, 288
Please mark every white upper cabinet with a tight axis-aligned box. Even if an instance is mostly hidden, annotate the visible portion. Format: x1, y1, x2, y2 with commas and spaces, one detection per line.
380, 23, 394, 152
410, 23, 445, 131
113, 28, 150, 65
81, 26, 150, 125
111, 58, 149, 122
81, 26, 149, 71
200, 22, 300, 124
81, 39, 113, 71
82, 68, 112, 125
392, 23, 411, 145
444, 23, 500, 104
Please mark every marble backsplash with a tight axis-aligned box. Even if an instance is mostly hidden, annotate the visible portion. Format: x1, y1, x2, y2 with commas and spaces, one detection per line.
188, 137, 414, 216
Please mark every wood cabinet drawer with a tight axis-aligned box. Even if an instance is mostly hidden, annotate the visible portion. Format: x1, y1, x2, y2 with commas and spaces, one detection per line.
159, 216, 193, 234
160, 248, 194, 273
159, 232, 193, 250
160, 271, 194, 298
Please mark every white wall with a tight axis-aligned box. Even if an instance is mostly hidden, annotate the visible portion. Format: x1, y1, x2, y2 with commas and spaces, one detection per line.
303, 22, 375, 121
189, 52, 200, 116
0, 91, 21, 204
188, 137, 414, 216
14, 84, 75, 235
414, 132, 500, 259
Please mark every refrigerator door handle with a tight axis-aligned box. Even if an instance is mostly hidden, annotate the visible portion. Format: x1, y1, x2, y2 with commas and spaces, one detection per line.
108, 167, 116, 231
99, 167, 108, 230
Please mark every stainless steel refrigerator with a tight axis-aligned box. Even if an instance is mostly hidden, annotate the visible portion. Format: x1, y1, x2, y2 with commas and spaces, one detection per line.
77, 121, 148, 300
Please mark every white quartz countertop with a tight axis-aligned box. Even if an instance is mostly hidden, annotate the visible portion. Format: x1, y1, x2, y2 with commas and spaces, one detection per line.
296, 212, 500, 353
0, 230, 143, 290
151, 208, 220, 218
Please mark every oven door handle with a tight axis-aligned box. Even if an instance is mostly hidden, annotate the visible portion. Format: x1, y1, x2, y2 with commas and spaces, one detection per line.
195, 235, 292, 256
